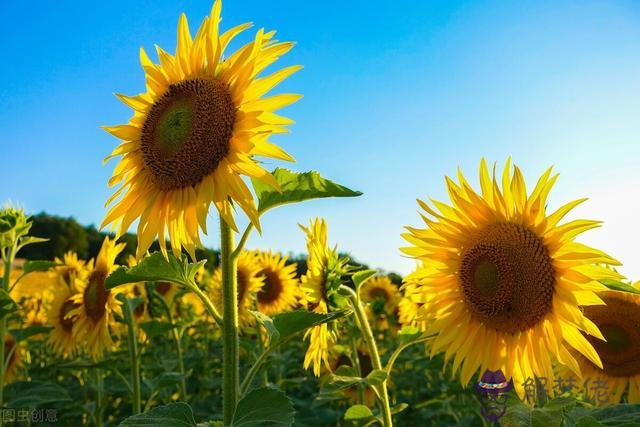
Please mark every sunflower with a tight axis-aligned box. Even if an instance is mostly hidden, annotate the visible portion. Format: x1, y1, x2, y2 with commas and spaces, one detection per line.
398, 282, 429, 332
401, 159, 621, 397
46, 284, 81, 358
10, 270, 59, 327
558, 286, 640, 404
4, 334, 27, 384
209, 251, 264, 331
300, 218, 343, 377
55, 251, 89, 288
361, 275, 399, 330
255, 251, 299, 316
102, 0, 301, 259
68, 237, 126, 359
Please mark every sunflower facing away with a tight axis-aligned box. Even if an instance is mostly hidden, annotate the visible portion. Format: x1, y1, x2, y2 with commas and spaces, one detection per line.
68, 237, 126, 359
255, 251, 299, 316
300, 218, 342, 377
559, 285, 640, 404
401, 159, 622, 397
210, 251, 264, 331
102, 0, 301, 259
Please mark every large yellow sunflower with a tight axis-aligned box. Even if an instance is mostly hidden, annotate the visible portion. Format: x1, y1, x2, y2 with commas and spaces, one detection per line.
401, 159, 621, 397
68, 237, 126, 359
300, 218, 339, 377
102, 0, 301, 259
558, 286, 640, 405
255, 251, 299, 316
46, 284, 81, 358
209, 251, 264, 331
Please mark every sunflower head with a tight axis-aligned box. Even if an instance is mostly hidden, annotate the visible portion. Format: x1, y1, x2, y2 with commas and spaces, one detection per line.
255, 251, 299, 316
361, 276, 400, 315
46, 284, 81, 358
102, 0, 301, 259
401, 159, 622, 396
55, 251, 88, 289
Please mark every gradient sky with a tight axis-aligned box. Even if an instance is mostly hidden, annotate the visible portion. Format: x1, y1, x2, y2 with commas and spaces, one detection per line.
1, 0, 639, 278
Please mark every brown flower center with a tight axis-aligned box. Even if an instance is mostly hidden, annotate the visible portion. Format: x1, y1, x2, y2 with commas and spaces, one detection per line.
156, 281, 173, 296
59, 299, 79, 332
140, 78, 236, 190
258, 269, 283, 305
585, 296, 640, 377
459, 222, 556, 334
84, 271, 109, 322
237, 269, 249, 305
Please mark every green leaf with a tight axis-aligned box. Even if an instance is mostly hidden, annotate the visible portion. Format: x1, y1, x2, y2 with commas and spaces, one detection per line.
232, 387, 295, 426
9, 325, 53, 342
251, 311, 280, 342
502, 395, 579, 427
398, 325, 423, 344
271, 310, 349, 343
599, 279, 640, 295
22, 260, 58, 274
583, 404, 640, 426
252, 168, 362, 214
352, 270, 376, 293
344, 405, 374, 421
139, 320, 177, 338
0, 289, 17, 320
365, 369, 388, 386
119, 402, 197, 426
105, 252, 206, 289
4, 381, 72, 408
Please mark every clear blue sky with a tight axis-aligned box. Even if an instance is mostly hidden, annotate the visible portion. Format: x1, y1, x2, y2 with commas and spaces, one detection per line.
1, 1, 639, 277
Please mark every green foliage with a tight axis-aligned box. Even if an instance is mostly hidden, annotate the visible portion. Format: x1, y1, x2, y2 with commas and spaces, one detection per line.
105, 252, 206, 289
22, 260, 58, 274
17, 213, 88, 259
232, 387, 295, 426
119, 402, 197, 426
599, 279, 640, 295
252, 168, 362, 214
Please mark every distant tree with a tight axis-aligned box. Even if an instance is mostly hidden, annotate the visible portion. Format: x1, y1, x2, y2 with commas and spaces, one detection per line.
18, 212, 88, 260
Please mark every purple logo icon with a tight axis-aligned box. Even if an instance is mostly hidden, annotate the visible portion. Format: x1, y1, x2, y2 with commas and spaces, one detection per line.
475, 369, 513, 422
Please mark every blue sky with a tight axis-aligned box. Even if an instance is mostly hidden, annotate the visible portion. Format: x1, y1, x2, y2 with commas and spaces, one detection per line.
1, 0, 639, 277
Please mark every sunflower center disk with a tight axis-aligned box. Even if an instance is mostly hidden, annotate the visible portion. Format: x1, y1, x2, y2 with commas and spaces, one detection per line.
84, 271, 110, 322
258, 270, 283, 305
585, 298, 640, 377
141, 78, 236, 191
459, 222, 556, 334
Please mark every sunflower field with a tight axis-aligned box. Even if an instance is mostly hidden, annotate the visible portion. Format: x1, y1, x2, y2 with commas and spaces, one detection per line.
2, 1, 640, 426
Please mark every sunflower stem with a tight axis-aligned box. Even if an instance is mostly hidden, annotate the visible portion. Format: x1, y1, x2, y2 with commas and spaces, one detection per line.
0, 242, 16, 407
153, 291, 187, 400
220, 218, 239, 425
350, 336, 365, 405
184, 281, 223, 327
341, 285, 393, 427
122, 298, 142, 414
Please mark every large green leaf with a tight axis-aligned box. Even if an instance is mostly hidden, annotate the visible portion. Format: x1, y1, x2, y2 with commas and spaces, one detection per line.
252, 168, 362, 214
271, 310, 349, 343
344, 405, 376, 426
105, 252, 205, 289
9, 325, 53, 342
569, 404, 640, 426
0, 289, 17, 320
232, 387, 294, 426
502, 396, 582, 427
119, 402, 197, 426
599, 279, 640, 295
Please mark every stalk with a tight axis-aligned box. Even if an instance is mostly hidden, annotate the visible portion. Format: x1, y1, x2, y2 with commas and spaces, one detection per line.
220, 218, 239, 425
341, 285, 393, 427
0, 243, 15, 406
123, 300, 142, 414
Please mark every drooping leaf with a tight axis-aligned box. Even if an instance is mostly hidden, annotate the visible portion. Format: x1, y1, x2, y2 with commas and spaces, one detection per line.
271, 310, 349, 343
105, 252, 206, 289
119, 402, 197, 426
365, 369, 388, 386
252, 168, 362, 214
4, 381, 72, 408
9, 325, 53, 342
139, 320, 177, 338
397, 326, 423, 344
22, 260, 58, 274
232, 387, 295, 426
251, 311, 280, 342
599, 279, 640, 295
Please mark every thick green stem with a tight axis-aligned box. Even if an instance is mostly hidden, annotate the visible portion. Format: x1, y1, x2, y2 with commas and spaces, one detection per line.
123, 300, 142, 414
153, 291, 187, 400
220, 218, 239, 425
185, 282, 223, 327
0, 244, 15, 407
341, 285, 393, 427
